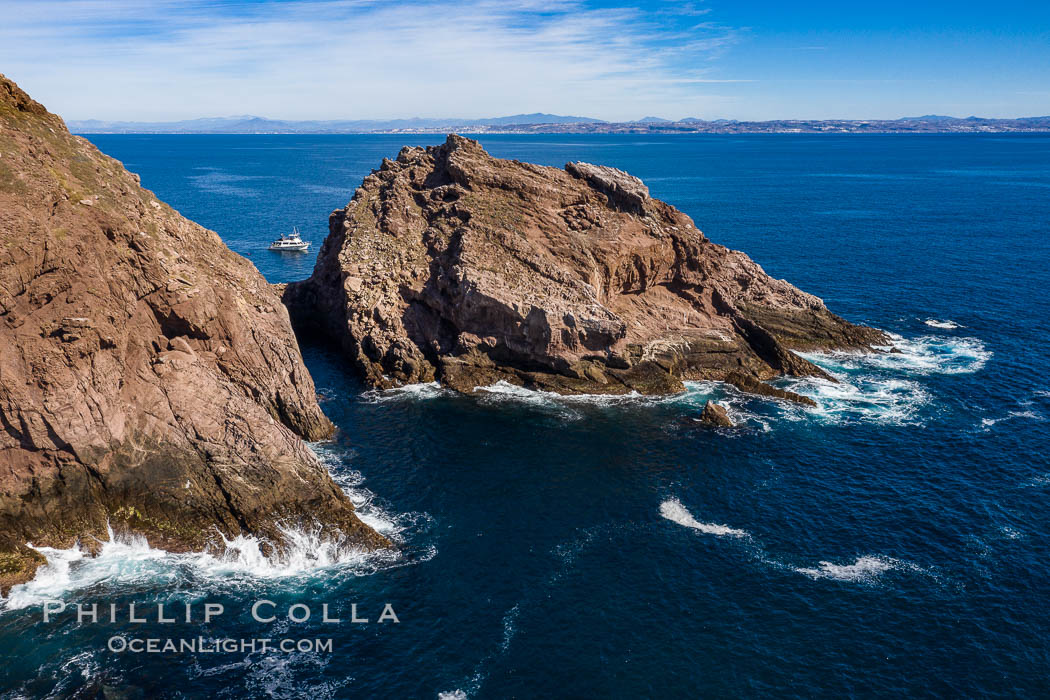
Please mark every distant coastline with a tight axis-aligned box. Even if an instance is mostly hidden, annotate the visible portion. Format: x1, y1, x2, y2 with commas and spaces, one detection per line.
68, 114, 1050, 135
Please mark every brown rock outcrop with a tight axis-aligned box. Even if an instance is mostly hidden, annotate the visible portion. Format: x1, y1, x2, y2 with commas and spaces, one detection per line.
0, 75, 386, 592
698, 401, 734, 428
284, 135, 885, 398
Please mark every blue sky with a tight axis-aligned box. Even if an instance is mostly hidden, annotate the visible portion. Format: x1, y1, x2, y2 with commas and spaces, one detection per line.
1, 0, 1048, 121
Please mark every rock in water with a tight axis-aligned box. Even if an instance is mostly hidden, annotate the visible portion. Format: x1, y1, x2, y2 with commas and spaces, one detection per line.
0, 74, 387, 591
698, 401, 734, 428
285, 134, 884, 398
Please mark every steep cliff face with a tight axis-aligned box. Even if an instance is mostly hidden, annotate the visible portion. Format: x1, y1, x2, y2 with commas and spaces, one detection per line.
0, 75, 386, 592
284, 135, 885, 398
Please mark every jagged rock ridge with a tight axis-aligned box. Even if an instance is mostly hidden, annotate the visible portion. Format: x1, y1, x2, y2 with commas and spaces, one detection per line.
284, 135, 885, 399
0, 75, 386, 592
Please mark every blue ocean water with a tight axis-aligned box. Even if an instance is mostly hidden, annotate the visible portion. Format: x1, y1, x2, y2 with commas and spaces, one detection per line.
2, 134, 1050, 698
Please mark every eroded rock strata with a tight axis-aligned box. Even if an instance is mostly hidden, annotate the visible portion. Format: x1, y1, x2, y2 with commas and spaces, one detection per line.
284, 135, 885, 400
0, 75, 386, 592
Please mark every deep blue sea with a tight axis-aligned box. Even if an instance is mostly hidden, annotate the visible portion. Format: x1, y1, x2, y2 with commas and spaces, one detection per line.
2, 134, 1049, 698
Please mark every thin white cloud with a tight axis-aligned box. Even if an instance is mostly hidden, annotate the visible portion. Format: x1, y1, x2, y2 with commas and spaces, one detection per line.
0, 0, 744, 121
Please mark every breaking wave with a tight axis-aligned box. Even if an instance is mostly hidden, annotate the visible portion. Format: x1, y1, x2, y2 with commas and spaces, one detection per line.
361, 381, 450, 403
770, 331, 992, 425
1, 523, 399, 612
777, 374, 930, 426
473, 380, 658, 421
661, 498, 929, 585
0, 444, 424, 613
791, 556, 913, 582
924, 319, 962, 329
475, 380, 647, 406
354, 331, 988, 430
800, 333, 991, 376
309, 443, 430, 542
658, 498, 751, 538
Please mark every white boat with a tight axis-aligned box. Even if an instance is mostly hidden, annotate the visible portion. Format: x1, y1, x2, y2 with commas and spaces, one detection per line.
269, 227, 310, 252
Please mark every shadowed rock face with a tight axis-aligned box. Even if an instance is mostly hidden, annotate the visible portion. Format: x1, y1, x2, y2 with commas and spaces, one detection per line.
0, 75, 387, 592
285, 134, 885, 399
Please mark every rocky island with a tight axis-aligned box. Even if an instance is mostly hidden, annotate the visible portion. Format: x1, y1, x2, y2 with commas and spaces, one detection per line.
284, 135, 885, 401
0, 75, 386, 592
0, 77, 887, 592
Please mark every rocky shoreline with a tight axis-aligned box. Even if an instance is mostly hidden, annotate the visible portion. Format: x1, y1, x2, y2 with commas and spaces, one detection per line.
0, 75, 386, 593
284, 135, 885, 401
0, 78, 887, 594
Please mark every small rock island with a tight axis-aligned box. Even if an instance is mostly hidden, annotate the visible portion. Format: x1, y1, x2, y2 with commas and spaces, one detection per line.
0, 75, 386, 591
285, 135, 884, 400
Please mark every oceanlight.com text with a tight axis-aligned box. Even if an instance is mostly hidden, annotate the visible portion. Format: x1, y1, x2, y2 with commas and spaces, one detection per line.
108, 636, 334, 654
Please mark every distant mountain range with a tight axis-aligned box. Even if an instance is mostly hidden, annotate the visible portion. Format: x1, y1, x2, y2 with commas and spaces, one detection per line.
67, 113, 607, 133
67, 113, 1050, 134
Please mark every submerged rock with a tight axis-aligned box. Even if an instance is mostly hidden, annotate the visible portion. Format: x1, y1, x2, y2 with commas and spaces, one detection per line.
0, 75, 387, 592
285, 135, 883, 400
698, 401, 734, 428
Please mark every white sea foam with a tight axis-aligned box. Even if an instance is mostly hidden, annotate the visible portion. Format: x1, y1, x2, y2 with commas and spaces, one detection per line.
801, 333, 990, 376
673, 381, 774, 431
469, 372, 926, 428
980, 410, 1044, 429
361, 381, 449, 403
471, 379, 756, 428
474, 380, 557, 402
660, 500, 930, 586
464, 332, 985, 428
473, 382, 573, 419
772, 332, 992, 424
659, 498, 750, 538
0, 522, 398, 612
474, 380, 649, 407
791, 556, 902, 582
353, 332, 987, 432
924, 319, 962, 329
471, 381, 610, 420
777, 373, 931, 426
309, 443, 428, 541
1024, 472, 1050, 487
772, 553, 933, 585
1, 445, 419, 612
1000, 526, 1023, 540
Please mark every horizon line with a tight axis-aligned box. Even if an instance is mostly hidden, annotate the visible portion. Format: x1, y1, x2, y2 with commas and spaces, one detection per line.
65, 114, 1050, 126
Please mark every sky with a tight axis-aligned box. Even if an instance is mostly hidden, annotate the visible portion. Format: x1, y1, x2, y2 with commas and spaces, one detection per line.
1, 0, 1048, 121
